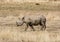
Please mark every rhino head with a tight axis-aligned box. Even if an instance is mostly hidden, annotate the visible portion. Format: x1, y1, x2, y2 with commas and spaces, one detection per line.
16, 16, 25, 26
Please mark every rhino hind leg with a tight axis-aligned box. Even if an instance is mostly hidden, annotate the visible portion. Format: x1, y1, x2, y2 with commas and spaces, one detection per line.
41, 25, 44, 30
44, 24, 46, 30
43, 21, 46, 30
40, 21, 46, 31
41, 25, 46, 31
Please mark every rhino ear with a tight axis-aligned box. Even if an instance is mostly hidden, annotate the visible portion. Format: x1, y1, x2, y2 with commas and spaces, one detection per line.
22, 16, 25, 20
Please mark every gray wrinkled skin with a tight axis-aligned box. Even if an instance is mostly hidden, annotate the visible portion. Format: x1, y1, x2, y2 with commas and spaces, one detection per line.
16, 15, 46, 31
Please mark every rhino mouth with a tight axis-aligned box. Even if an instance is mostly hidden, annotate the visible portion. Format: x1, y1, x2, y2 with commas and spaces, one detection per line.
17, 25, 20, 26
17, 23, 23, 26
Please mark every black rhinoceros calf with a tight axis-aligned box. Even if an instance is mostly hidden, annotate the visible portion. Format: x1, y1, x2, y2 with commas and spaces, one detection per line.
16, 15, 46, 31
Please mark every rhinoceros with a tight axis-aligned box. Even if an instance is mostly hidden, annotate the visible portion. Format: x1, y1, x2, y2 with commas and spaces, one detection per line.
16, 15, 46, 31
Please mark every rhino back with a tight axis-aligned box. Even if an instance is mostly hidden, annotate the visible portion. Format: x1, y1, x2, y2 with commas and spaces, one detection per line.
24, 15, 44, 24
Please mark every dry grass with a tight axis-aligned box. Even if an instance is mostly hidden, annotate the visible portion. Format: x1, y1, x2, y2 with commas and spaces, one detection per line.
0, 10, 60, 42
0, 2, 60, 42
0, 2, 60, 11
0, 30, 60, 42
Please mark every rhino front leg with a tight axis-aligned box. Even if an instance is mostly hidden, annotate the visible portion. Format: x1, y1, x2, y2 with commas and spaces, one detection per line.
25, 24, 28, 31
30, 25, 35, 31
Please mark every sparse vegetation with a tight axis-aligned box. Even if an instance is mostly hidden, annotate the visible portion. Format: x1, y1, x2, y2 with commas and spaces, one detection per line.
0, 2, 60, 42
0, 2, 60, 11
